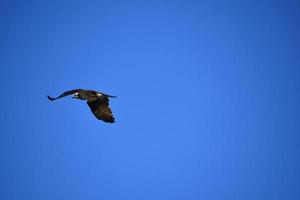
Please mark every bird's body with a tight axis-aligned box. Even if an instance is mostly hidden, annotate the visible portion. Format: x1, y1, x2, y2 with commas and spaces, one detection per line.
47, 89, 116, 123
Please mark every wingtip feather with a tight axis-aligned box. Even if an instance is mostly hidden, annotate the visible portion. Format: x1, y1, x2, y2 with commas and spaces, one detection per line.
47, 96, 56, 101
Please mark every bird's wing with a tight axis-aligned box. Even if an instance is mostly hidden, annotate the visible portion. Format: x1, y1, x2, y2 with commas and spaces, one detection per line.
87, 97, 115, 123
47, 89, 82, 101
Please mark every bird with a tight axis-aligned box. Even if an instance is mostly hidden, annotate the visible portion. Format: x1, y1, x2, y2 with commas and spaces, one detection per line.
47, 89, 116, 123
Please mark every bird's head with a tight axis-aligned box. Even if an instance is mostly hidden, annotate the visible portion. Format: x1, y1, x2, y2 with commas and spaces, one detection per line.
72, 93, 79, 99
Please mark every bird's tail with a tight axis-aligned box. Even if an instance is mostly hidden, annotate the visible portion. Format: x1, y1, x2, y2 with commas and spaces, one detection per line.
105, 94, 117, 98
101, 93, 117, 98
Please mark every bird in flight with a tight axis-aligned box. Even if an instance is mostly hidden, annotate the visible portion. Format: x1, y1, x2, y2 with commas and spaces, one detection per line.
47, 89, 116, 123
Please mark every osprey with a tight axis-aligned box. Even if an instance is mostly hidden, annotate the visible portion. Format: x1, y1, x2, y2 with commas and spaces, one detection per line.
47, 89, 116, 123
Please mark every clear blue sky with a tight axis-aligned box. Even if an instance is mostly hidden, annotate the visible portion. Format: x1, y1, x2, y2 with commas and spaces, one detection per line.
1, 0, 300, 199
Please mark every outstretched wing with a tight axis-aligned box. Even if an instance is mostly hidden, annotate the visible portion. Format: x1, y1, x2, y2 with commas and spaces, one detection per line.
87, 97, 115, 123
47, 89, 82, 101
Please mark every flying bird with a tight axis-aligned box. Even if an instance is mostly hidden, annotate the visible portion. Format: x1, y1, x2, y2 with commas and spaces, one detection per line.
47, 89, 116, 123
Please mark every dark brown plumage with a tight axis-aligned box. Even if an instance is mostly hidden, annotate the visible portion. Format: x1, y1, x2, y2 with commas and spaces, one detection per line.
47, 89, 116, 123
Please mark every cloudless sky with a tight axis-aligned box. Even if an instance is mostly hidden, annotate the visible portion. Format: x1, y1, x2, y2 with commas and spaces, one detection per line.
1, 0, 300, 199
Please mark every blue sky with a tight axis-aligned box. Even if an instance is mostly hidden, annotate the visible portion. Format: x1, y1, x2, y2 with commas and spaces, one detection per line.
1, 0, 300, 199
